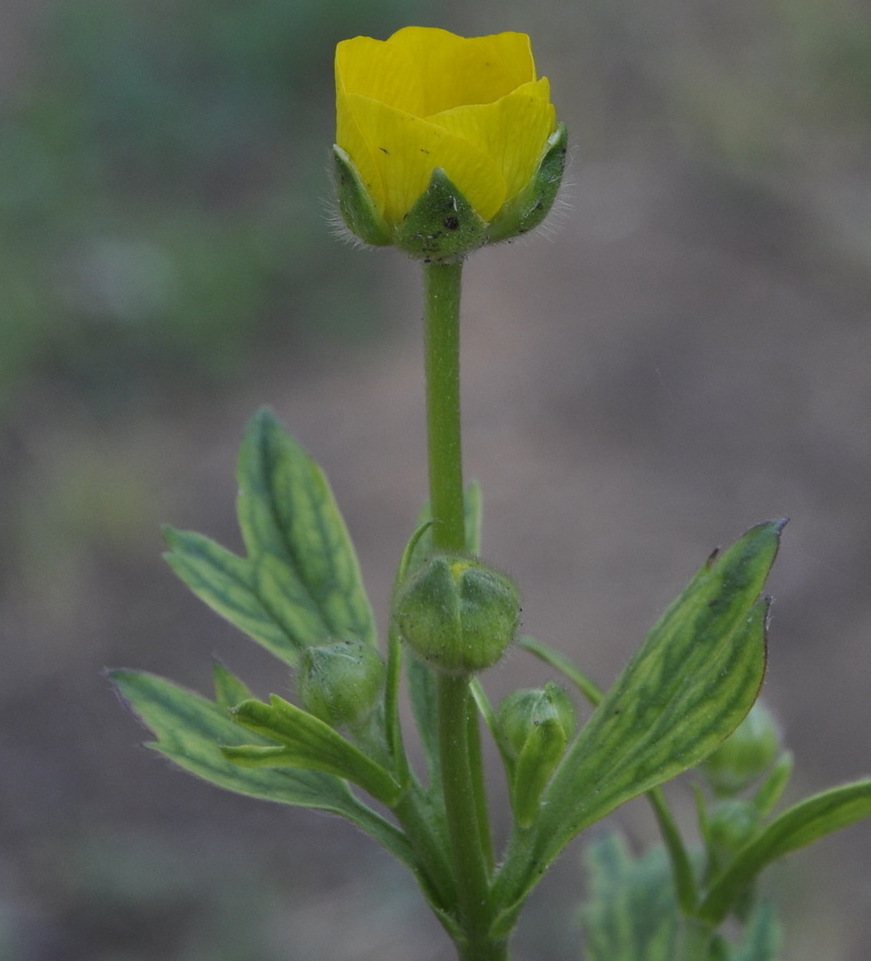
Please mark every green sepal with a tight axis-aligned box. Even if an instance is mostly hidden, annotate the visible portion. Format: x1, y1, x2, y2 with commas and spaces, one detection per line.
492, 520, 783, 936
108, 669, 412, 866
487, 122, 568, 244
495, 683, 575, 827
512, 717, 568, 828
393, 168, 488, 261
698, 778, 871, 925
331, 145, 392, 246
228, 694, 402, 806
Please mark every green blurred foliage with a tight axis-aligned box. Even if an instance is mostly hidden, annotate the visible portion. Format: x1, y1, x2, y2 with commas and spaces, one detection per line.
0, 0, 427, 415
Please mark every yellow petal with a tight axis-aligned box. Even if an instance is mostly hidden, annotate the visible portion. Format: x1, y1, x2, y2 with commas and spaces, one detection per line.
338, 93, 507, 225
383, 27, 537, 114
336, 29, 537, 117
429, 79, 556, 201
336, 36, 427, 117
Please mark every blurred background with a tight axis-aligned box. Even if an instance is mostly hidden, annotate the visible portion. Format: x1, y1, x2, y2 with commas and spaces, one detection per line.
2, 0, 871, 958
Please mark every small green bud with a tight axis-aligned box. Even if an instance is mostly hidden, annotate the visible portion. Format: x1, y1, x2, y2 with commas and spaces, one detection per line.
297, 639, 385, 729
496, 683, 576, 759
496, 683, 575, 827
706, 798, 760, 856
703, 701, 781, 795
393, 554, 520, 674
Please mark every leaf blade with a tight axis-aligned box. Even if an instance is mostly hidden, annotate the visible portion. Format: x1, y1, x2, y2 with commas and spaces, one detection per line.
493, 520, 783, 930
163, 527, 299, 666
236, 408, 376, 647
109, 669, 412, 865
699, 779, 871, 924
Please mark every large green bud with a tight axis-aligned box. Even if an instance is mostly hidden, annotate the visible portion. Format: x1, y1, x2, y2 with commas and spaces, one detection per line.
297, 639, 385, 729
393, 554, 520, 674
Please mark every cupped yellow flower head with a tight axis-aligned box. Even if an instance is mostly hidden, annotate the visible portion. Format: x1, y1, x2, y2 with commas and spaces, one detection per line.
334, 27, 566, 259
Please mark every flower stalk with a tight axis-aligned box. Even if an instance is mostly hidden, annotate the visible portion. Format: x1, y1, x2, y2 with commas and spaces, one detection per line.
423, 257, 503, 957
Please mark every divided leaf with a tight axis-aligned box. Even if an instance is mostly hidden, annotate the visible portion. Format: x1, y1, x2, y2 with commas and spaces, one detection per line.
237, 409, 375, 647
109, 669, 412, 865
492, 520, 783, 933
163, 409, 376, 666
163, 528, 298, 665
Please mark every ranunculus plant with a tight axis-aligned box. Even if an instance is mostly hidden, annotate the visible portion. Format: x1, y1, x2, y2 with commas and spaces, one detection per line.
112, 26, 871, 961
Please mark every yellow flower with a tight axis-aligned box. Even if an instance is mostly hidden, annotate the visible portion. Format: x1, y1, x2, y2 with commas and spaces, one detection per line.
334, 27, 565, 257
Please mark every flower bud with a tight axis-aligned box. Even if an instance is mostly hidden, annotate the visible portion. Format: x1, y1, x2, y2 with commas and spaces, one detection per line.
393, 555, 520, 674
334, 28, 565, 259
706, 798, 760, 856
496, 683, 576, 759
496, 683, 575, 827
297, 639, 384, 728
703, 701, 781, 795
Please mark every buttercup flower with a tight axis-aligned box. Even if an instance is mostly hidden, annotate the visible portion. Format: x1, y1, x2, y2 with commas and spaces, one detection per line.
334, 26, 566, 258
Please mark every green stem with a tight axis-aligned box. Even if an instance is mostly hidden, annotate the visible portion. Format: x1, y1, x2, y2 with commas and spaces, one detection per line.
423, 259, 500, 957
424, 260, 465, 554
677, 916, 715, 961
438, 673, 500, 956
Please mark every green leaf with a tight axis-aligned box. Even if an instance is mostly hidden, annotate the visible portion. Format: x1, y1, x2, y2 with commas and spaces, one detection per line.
212, 661, 253, 709
725, 900, 781, 961
407, 655, 442, 791
698, 778, 871, 924
236, 408, 376, 648
580, 833, 680, 961
229, 695, 402, 806
109, 669, 412, 866
163, 527, 300, 666
492, 520, 783, 933
752, 751, 793, 817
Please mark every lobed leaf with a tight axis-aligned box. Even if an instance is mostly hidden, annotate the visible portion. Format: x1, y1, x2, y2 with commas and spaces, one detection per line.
109, 669, 412, 865
212, 661, 253, 709
492, 520, 783, 934
163, 410, 376, 665
164, 527, 300, 666
236, 408, 376, 647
